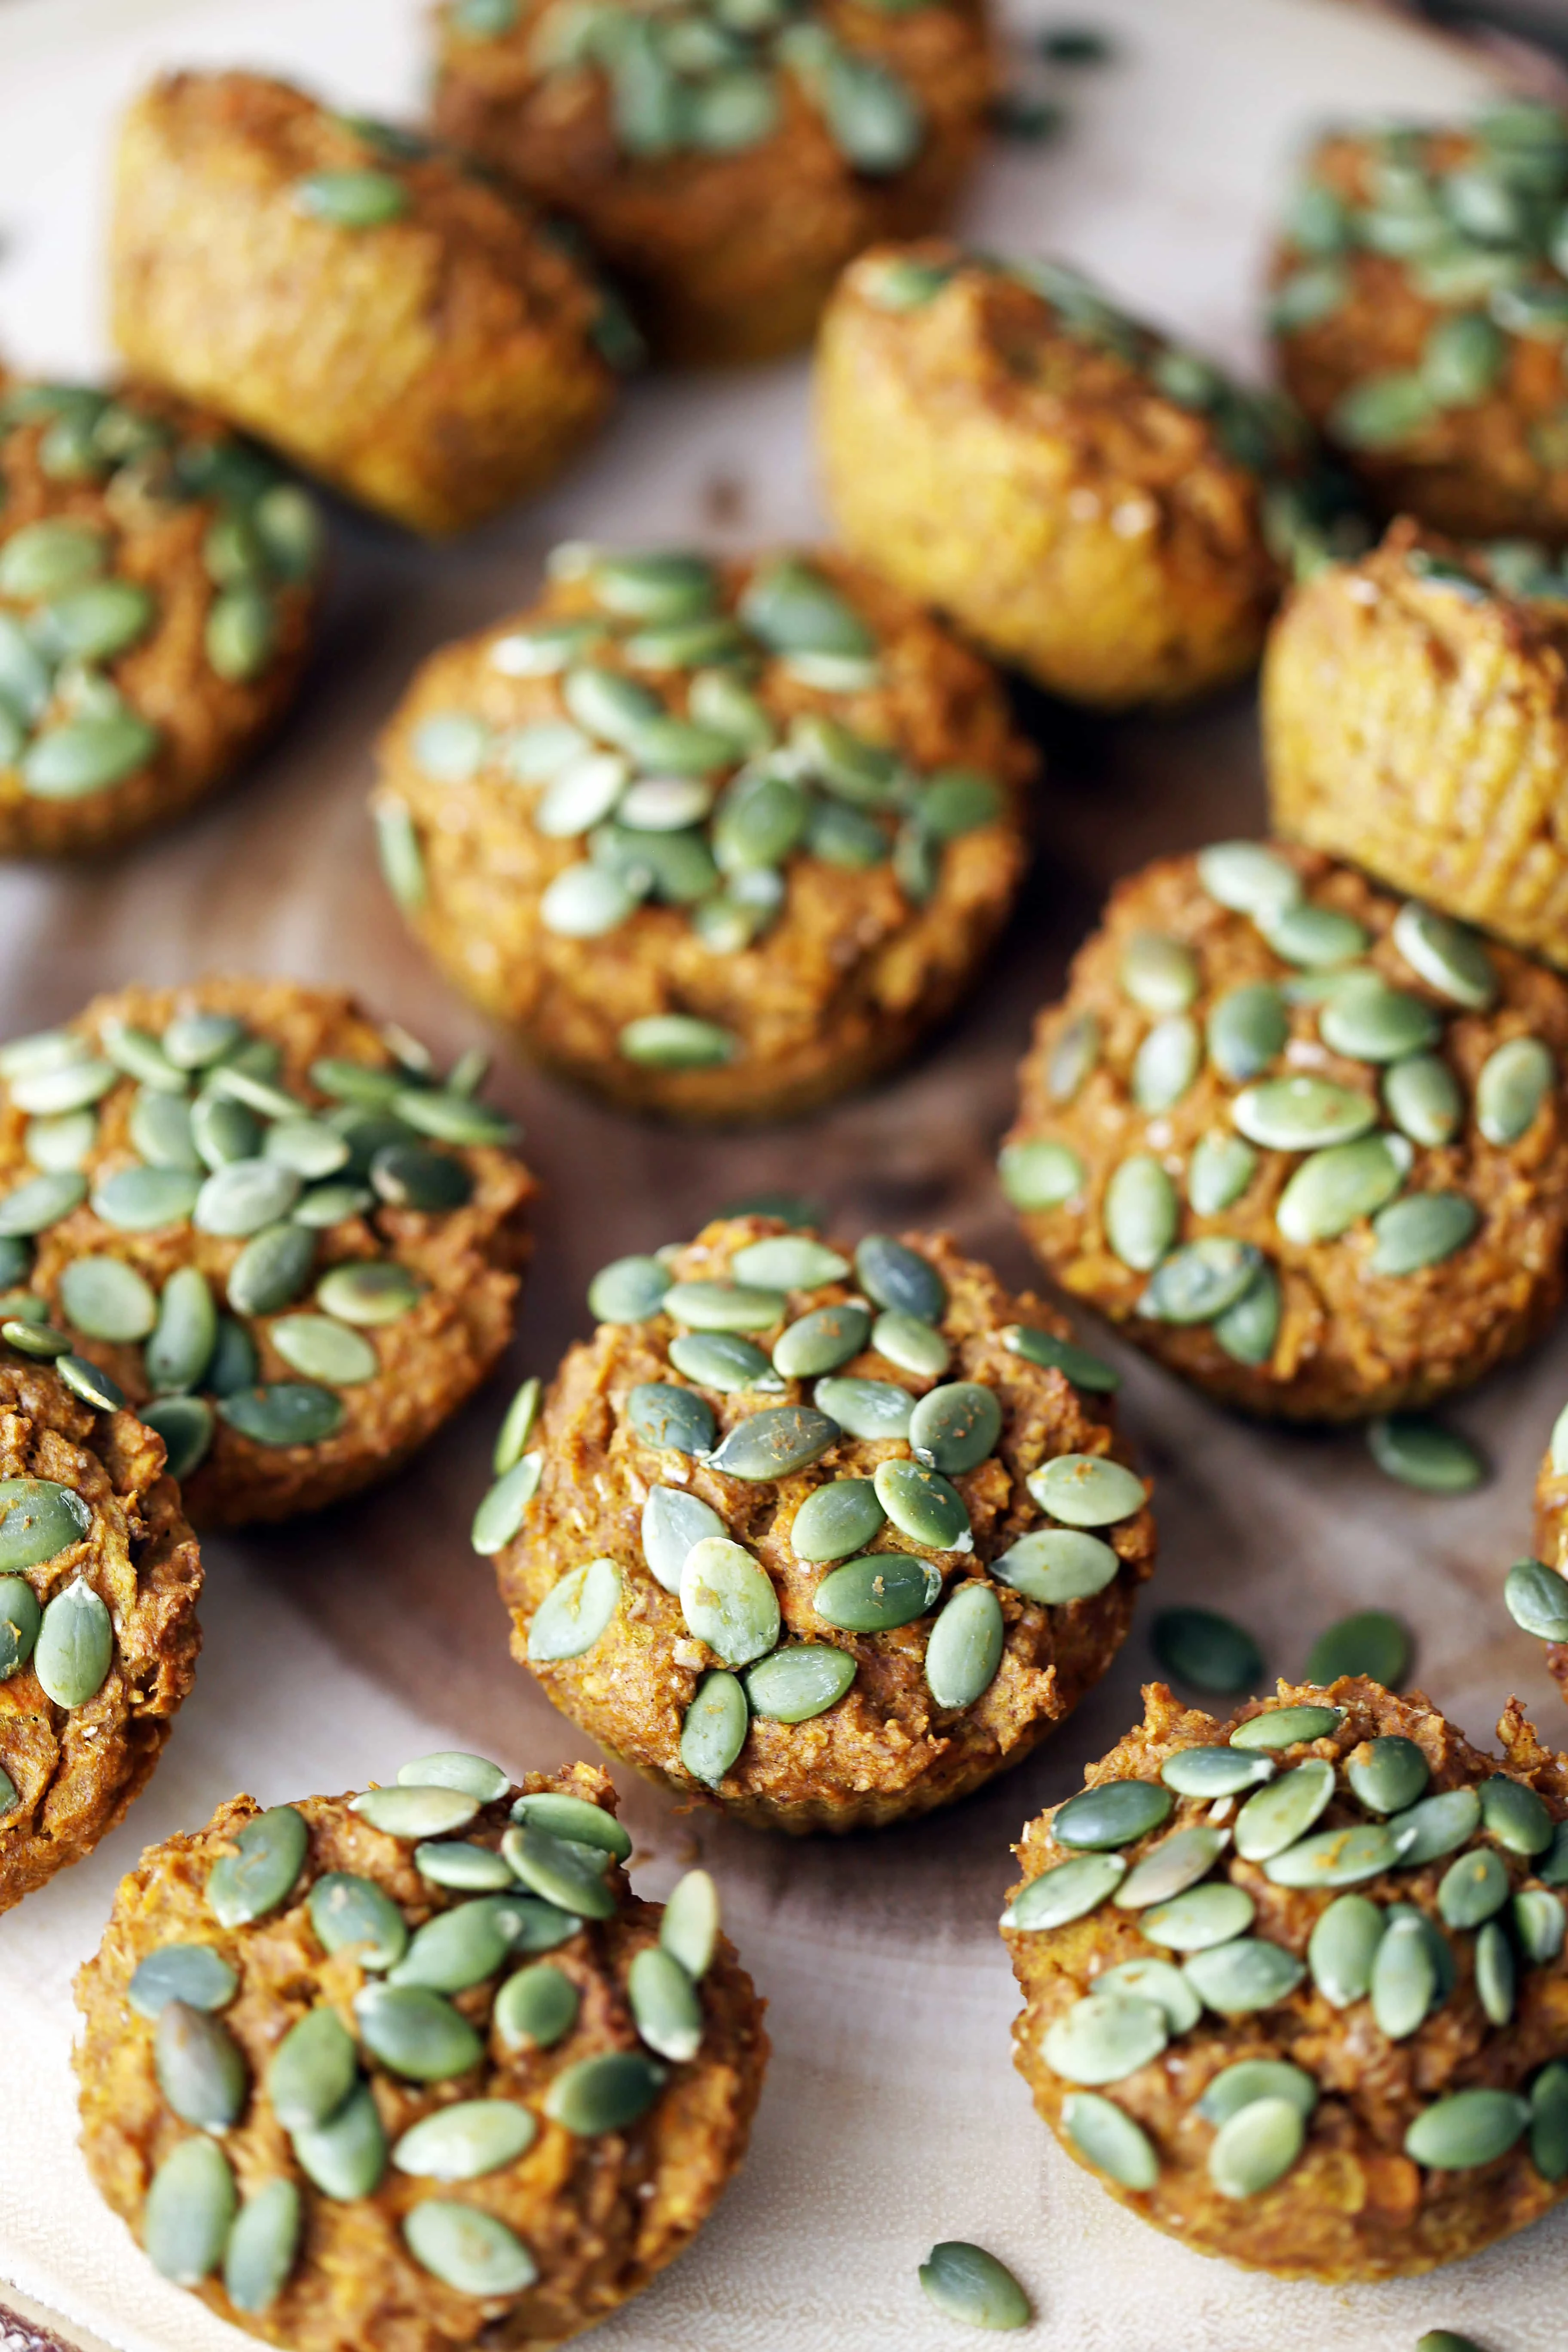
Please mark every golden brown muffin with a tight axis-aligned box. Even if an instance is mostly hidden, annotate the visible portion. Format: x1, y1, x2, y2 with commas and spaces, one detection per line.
1265, 519, 1568, 971
74, 1755, 767, 2349
1270, 104, 1568, 543
483, 1211, 1156, 1834
0, 1339, 201, 1912
111, 73, 630, 537
1005, 1679, 1568, 2282
0, 368, 322, 857
430, 0, 994, 365
0, 979, 535, 1530
1001, 842, 1568, 1420
816, 241, 1363, 709
373, 542, 1033, 1123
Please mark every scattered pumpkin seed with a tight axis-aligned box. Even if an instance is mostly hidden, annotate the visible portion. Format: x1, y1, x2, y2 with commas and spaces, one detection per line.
1308, 1892, 1386, 2007
1044, 1989, 1169, 2085
1208, 2095, 1306, 2199
1160, 1746, 1274, 1798
1504, 1556, 1568, 1641
679, 1536, 779, 1665
708, 1403, 837, 1477
351, 1785, 480, 1839
1384, 1051, 1463, 1145
1367, 1414, 1485, 1493
1387, 1785, 1482, 1865
812, 1375, 911, 1440
495, 1963, 579, 2052
128, 1944, 238, 2020
1370, 1191, 1478, 1277
917, 2241, 1031, 2332
1530, 2059, 1568, 2181
266, 2006, 358, 2132
812, 1551, 940, 1631
1152, 1607, 1263, 1692
772, 1302, 870, 1380
661, 1868, 720, 1978
1182, 1936, 1305, 2015
526, 1556, 621, 1662
1054, 1777, 1173, 1851
1305, 1609, 1410, 1685
641, 1484, 726, 1591
156, 1999, 249, 2129
1114, 1826, 1226, 1911
1477, 1035, 1555, 1144
875, 1456, 971, 1548
1479, 1773, 1554, 1855
0, 1478, 90, 1571
354, 1983, 484, 2081
1392, 900, 1498, 1007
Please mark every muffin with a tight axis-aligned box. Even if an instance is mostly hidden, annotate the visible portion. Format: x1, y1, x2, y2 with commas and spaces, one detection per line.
74, 1755, 767, 2349
1265, 519, 1568, 972
373, 541, 1033, 1122
816, 242, 1363, 709
0, 1333, 201, 1912
482, 1210, 1156, 1833
1270, 103, 1568, 542
430, 0, 994, 365
111, 73, 631, 537
1001, 841, 1568, 1419
0, 979, 535, 1529
1005, 1678, 1568, 2282
0, 367, 322, 857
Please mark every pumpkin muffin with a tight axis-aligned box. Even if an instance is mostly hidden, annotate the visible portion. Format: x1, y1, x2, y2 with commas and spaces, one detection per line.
0, 1335, 201, 1913
373, 541, 1033, 1122
74, 1755, 767, 2349
1005, 1678, 1568, 2281
1270, 103, 1568, 542
0, 978, 535, 1529
110, 72, 631, 537
1001, 841, 1568, 1420
816, 241, 1363, 709
481, 1211, 1156, 1833
430, 0, 994, 364
0, 365, 322, 857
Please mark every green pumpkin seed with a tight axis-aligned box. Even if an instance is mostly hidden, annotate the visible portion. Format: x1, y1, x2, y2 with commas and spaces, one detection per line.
651, 1871, 716, 1986
495, 1963, 579, 2052
639, 1485, 724, 1592
7, 1319, 72, 1360
730, 1236, 847, 1289
1160, 1746, 1274, 1798
0, 1169, 86, 1236
191, 1093, 260, 1170
1152, 1606, 1263, 1692
162, 1013, 245, 1071
217, 1381, 343, 1447
315, 1261, 423, 1326
1504, 1556, 1568, 1641
1235, 1761, 1336, 1861
265, 1120, 352, 1183
541, 862, 638, 938
628, 1381, 716, 1456
295, 167, 410, 227
1132, 1015, 1201, 1112
0, 518, 107, 599
1383, 1052, 1463, 1146
739, 557, 873, 658
394, 2100, 537, 2185
1308, 1893, 1385, 2007
679, 1535, 779, 1666
1266, 1820, 1406, 1889
1262, 900, 1369, 967
668, 1331, 782, 1392
1061, 2092, 1158, 2190
1104, 1154, 1179, 1271
0, 1575, 41, 1681
89, 1166, 197, 1231
8, 1058, 118, 1121
1404, 2087, 1529, 2170
708, 1403, 837, 1478
411, 713, 490, 784
266, 2005, 358, 2131
143, 1265, 217, 1393
1319, 973, 1441, 1063
389, 1896, 527, 1991
504, 1824, 616, 1922
812, 1551, 940, 1631
352, 1784, 481, 1841
222, 2177, 301, 2315
916, 2242, 1031, 2332
1002, 1853, 1126, 1931
144, 1393, 215, 1480
58, 1355, 126, 1410
128, 1943, 239, 2020
0, 1478, 90, 1571
787, 1479, 884, 1566
1370, 1191, 1478, 1277
194, 1158, 299, 1238
413, 1843, 514, 1893
1197, 841, 1303, 918
1208, 2095, 1305, 2199
1277, 1134, 1403, 1244
270, 1314, 377, 1386
1142, 1882, 1256, 1951
98, 1021, 181, 1095
1027, 1453, 1145, 1529
1231, 1704, 1341, 1751
923, 1582, 1004, 1708
143, 2134, 236, 2285
680, 1669, 749, 1784
1097, 1958, 1202, 2037
863, 1313, 947, 1381
1388, 1785, 1482, 1865
393, 1087, 513, 1149
57, 1255, 156, 1343
1207, 984, 1288, 1084
1048, 1011, 1100, 1102
874, 1457, 970, 1548
206, 1062, 295, 1122
1329, 369, 1437, 449
526, 1556, 622, 1663
1367, 1413, 1484, 1493
156, 1999, 249, 2128
393, 1752, 508, 1806
23, 710, 158, 798
1531, 2060, 1568, 2180
990, 1528, 1119, 1607
543, 2049, 666, 2135
1199, 2059, 1318, 2128
532, 749, 626, 836
1231, 1076, 1375, 1152
1304, 1608, 1411, 1685
1346, 1735, 1430, 1815
1001, 1324, 1119, 1391
625, 1945, 704, 2064
1480, 1773, 1555, 1855
292, 2082, 389, 2200
588, 1254, 669, 1322
909, 1382, 1002, 1475
507, 1794, 628, 1864
206, 585, 277, 682
1043, 1989, 1169, 2085
1141, 1240, 1265, 1328
1437, 1845, 1511, 1928
851, 1237, 942, 1323
1119, 930, 1200, 1015
1054, 1778, 1173, 1852
354, 1983, 484, 2082
308, 1873, 407, 1970
1476, 1917, 1516, 2026
999, 1137, 1088, 1212
1422, 309, 1505, 404
490, 1379, 542, 1479
33, 1577, 113, 1706
24, 1109, 97, 1174
619, 1015, 737, 1069
1112, 1826, 1225, 1912
1477, 1036, 1554, 1144
1392, 900, 1498, 1008
1182, 1936, 1305, 2015
812, 1376, 911, 1442
772, 1303, 870, 1380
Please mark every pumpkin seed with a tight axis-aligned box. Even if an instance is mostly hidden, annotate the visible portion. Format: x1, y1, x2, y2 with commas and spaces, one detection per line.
143, 2134, 236, 2284
1370, 1191, 1477, 1277
1091, 1960, 1198, 2037
389, 1897, 529, 1991
0, 518, 105, 598
1027, 1453, 1145, 1529
847, 1238, 943, 1327
206, 1063, 295, 1122
1231, 1075, 1375, 1152
413, 1843, 514, 1893
1182, 1936, 1305, 2015
490, 1379, 542, 1478
1199, 2059, 1318, 2128
1160, 1746, 1274, 1798
1304, 1609, 1411, 1686
55, 1255, 153, 1343
1002, 1325, 1119, 1390
1230, 1704, 1341, 1750
23, 1109, 96, 1174
874, 1457, 971, 1549
1196, 841, 1302, 918
1437, 1845, 1511, 1928
291, 2080, 389, 2200
505, 1825, 617, 1923
792, 1478, 888, 1568
666, 1332, 779, 1395
394, 2100, 537, 2185
909, 1382, 1002, 1474
394, 1089, 514, 1149
1061, 2091, 1158, 2189
1207, 984, 1289, 1083
269, 1314, 377, 1387
1044, 1989, 1169, 2085
625, 1945, 703, 2064
1208, 2095, 1305, 2199
739, 557, 874, 658
33, 1577, 113, 1706
916, 2242, 1031, 2332
143, 1265, 217, 1393
1048, 1011, 1101, 1102
1320, 974, 1441, 1063
990, 1528, 1119, 1607
191, 1094, 260, 1170
1120, 931, 1200, 1014
1514, 1889, 1566, 1967
1277, 1134, 1403, 1243
1104, 1154, 1179, 1271
1307, 1892, 1386, 2007
1477, 1036, 1554, 1144
162, 1013, 244, 1071
1388, 1785, 1482, 1864
509, 1792, 628, 1862
266, 2006, 357, 2131
1367, 1413, 1484, 1492
1002, 1853, 1126, 1931
654, 1871, 717, 1986
1404, 2087, 1529, 2169
395, 1752, 510, 1806
1530, 2060, 1568, 2180
58, 1354, 125, 1410
1133, 1015, 1201, 1112
128, 1943, 239, 2020
156, 1999, 249, 2129
1262, 900, 1369, 966
351, 1785, 480, 1839
308, 1873, 407, 1969
0, 1168, 84, 1237
628, 1381, 717, 1461
0, 1478, 90, 1571
1113, 1826, 1226, 1911
1542, 1822, 1568, 1885
194, 1158, 300, 1238
495, 1963, 579, 2052
709, 1403, 839, 1479
997, 1139, 1085, 1211
1504, 1556, 1568, 1640
924, 1582, 1004, 1708
680, 1669, 749, 1784
619, 1015, 737, 1068
266, 1120, 352, 1183
217, 1382, 344, 1447
639, 1485, 724, 1592
812, 1551, 940, 1631
730, 1236, 847, 1289
772, 1303, 870, 1380
1476, 1916, 1516, 2026
1054, 1777, 1173, 1851
1346, 1735, 1430, 1815
526, 1556, 622, 1663
588, 1254, 669, 1322
1383, 1052, 1462, 1145
812, 1375, 911, 1442
223, 2178, 301, 2315
354, 1982, 484, 2082
1479, 1773, 1555, 1855
1152, 1607, 1263, 1691
0, 1575, 40, 1681
91, 1166, 199, 1230
679, 1536, 779, 1665
544, 2049, 666, 2135
1235, 1761, 1336, 1862
1267, 1821, 1406, 1889
865, 1311, 949, 1380
295, 167, 410, 227
9, 1058, 118, 1121
1143, 1882, 1256, 1951
1391, 900, 1498, 1007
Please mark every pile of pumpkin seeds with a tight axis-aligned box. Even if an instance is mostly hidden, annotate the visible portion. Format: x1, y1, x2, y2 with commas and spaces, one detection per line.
474, 1219, 1144, 1788
999, 842, 1556, 1389
854, 248, 1367, 580
0, 1005, 515, 1479
381, 543, 1008, 1073
445, 0, 937, 178
134, 1754, 720, 2308
1273, 103, 1568, 461
0, 383, 323, 801
1006, 1700, 1568, 2202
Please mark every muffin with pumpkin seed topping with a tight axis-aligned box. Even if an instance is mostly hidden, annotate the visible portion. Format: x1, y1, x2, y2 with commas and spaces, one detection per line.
430, 0, 994, 365
1001, 840, 1568, 1420
0, 367, 322, 857
481, 1211, 1156, 1833
111, 71, 630, 537
1006, 1678, 1568, 2281
74, 1754, 767, 2350
0, 1330, 201, 1913
816, 242, 1364, 709
374, 542, 1032, 1122
0, 978, 535, 1529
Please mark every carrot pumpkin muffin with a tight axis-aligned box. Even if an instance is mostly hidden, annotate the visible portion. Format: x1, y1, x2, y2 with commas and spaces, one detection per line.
74, 1756, 766, 2349
1001, 842, 1568, 1420
374, 542, 1033, 1122
0, 979, 534, 1529
481, 1211, 1156, 1833
0, 1333, 201, 1913
1007, 1679, 1568, 2281
0, 366, 322, 857
816, 242, 1363, 709
1265, 519, 1568, 972
1270, 103, 1568, 542
111, 73, 631, 537
430, 0, 994, 364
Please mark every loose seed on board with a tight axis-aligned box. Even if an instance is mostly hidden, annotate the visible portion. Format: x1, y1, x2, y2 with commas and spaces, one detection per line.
1151, 1607, 1262, 1692
1367, 1414, 1485, 1493
1304, 1610, 1410, 1686
33, 1577, 113, 1707
916, 2242, 1031, 2333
